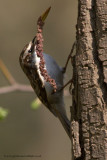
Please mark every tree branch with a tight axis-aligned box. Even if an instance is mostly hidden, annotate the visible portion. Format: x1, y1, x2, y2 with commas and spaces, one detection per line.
71, 0, 107, 159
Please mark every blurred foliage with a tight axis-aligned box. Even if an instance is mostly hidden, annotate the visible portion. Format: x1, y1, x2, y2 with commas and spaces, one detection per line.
31, 98, 41, 110
0, 107, 8, 120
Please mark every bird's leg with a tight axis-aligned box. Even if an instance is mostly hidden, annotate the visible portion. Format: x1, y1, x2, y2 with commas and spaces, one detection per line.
57, 78, 73, 92
52, 79, 73, 94
63, 41, 76, 73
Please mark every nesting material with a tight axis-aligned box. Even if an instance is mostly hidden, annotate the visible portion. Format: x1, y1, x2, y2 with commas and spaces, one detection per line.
35, 17, 57, 92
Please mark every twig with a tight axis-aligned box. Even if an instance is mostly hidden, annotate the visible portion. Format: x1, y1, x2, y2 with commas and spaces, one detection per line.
0, 58, 16, 85
0, 84, 33, 94
63, 42, 76, 73
0, 58, 33, 94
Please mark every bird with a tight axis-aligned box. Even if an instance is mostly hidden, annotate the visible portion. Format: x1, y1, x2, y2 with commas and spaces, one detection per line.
19, 7, 70, 139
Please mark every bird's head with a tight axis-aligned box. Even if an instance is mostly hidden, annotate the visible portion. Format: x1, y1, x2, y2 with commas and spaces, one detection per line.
19, 36, 36, 67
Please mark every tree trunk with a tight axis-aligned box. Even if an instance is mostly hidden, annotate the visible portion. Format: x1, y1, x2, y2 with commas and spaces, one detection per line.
71, 0, 107, 159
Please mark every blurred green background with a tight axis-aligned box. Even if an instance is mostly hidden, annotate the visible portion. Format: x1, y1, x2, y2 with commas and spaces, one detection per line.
0, 0, 77, 160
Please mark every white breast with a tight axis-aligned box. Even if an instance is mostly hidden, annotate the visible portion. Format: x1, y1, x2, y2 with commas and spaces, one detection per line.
34, 51, 46, 87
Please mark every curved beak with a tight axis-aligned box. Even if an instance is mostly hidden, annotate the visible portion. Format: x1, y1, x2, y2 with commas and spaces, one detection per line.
40, 6, 51, 22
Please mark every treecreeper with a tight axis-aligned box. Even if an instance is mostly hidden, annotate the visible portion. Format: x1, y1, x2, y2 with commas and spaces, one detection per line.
19, 7, 70, 139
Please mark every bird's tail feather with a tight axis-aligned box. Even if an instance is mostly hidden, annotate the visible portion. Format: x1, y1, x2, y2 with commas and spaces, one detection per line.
58, 113, 71, 139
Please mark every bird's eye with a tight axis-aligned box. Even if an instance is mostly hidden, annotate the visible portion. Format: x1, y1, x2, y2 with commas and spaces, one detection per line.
28, 49, 32, 53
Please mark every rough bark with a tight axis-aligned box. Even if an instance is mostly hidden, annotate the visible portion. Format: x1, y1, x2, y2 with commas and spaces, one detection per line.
71, 0, 107, 159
